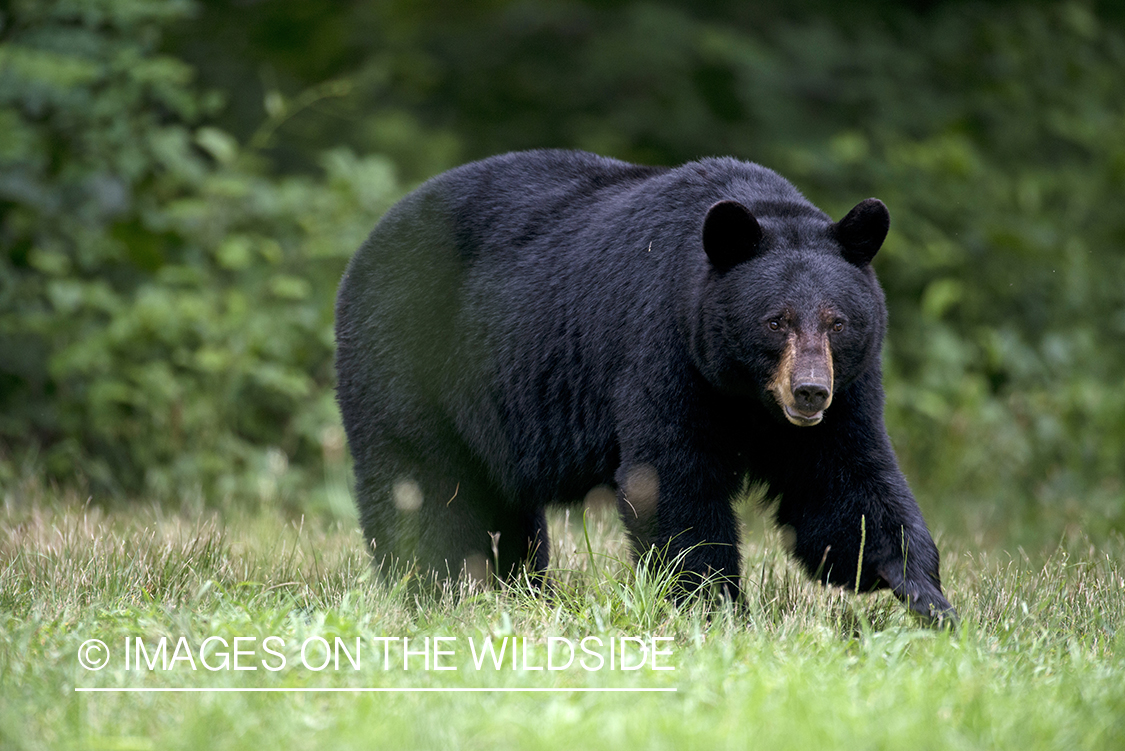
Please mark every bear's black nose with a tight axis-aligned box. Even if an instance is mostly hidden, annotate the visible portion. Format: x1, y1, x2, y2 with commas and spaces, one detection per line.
793, 382, 830, 414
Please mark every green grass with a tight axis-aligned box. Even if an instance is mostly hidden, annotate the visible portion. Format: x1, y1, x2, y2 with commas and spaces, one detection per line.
1, 491, 1123, 750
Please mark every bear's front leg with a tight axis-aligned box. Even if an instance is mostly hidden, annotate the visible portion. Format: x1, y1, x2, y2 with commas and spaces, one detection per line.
614, 449, 745, 602
769, 407, 958, 627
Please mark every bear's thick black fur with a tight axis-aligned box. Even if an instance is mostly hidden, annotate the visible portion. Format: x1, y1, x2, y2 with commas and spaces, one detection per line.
335, 149, 955, 624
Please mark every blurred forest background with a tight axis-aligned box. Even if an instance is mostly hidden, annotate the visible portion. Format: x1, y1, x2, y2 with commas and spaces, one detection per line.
1, 0, 1123, 551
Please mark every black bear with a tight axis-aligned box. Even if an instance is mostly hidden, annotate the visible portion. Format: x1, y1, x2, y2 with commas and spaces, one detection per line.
335, 149, 956, 624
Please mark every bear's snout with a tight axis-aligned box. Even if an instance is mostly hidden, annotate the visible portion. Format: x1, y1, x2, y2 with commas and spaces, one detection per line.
793, 381, 830, 415
769, 331, 835, 426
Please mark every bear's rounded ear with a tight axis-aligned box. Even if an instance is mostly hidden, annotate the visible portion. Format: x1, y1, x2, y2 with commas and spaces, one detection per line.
833, 198, 890, 266
702, 200, 763, 271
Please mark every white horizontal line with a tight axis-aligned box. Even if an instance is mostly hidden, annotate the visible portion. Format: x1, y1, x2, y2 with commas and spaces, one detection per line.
75, 687, 676, 693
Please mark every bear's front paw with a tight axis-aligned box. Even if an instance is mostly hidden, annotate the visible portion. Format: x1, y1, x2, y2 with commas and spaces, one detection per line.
904, 589, 959, 630
877, 563, 959, 629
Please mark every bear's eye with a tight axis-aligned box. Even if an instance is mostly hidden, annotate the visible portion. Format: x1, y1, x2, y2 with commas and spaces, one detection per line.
768, 319, 781, 332
832, 320, 845, 333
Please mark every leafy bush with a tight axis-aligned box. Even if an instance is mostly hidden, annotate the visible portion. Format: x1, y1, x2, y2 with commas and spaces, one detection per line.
0, 0, 400, 501
3, 0, 1123, 547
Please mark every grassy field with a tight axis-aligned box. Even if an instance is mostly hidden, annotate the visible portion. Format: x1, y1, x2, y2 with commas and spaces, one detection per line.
1, 489, 1123, 750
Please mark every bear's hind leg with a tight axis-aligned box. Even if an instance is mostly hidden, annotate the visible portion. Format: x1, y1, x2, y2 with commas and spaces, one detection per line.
352, 451, 502, 585
354, 450, 552, 588
489, 506, 550, 586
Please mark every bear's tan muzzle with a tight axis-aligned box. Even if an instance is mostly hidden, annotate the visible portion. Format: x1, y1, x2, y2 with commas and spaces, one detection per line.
768, 333, 834, 426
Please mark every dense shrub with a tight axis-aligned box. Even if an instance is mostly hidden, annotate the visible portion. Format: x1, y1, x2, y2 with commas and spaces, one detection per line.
0, 0, 399, 501
2, 0, 1123, 545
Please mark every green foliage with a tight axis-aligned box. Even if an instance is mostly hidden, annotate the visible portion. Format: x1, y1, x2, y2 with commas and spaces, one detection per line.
1, 0, 1123, 548
0, 0, 401, 499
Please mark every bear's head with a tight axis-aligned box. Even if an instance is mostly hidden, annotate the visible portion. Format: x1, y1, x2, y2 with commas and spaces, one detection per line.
691, 196, 891, 426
